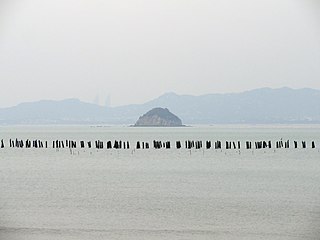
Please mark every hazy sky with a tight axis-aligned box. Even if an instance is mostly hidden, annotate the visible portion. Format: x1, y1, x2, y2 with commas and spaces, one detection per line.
0, 0, 319, 107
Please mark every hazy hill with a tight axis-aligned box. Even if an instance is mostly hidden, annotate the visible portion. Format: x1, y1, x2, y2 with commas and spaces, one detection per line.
0, 87, 319, 124
0, 99, 108, 124
134, 108, 183, 127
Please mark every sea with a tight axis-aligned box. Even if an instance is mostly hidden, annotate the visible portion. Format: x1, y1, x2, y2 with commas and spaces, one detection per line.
0, 125, 320, 240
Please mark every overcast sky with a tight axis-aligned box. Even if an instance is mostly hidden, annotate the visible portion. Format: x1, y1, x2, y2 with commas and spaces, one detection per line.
0, 0, 319, 107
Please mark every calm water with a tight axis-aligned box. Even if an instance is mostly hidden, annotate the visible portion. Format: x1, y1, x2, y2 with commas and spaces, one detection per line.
0, 125, 320, 240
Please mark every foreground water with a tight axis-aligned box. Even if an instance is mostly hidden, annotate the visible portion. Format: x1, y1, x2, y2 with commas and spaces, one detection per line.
0, 125, 320, 240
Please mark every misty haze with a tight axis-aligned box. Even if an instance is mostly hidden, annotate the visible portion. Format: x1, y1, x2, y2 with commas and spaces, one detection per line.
0, 1, 320, 240
0, 0, 319, 107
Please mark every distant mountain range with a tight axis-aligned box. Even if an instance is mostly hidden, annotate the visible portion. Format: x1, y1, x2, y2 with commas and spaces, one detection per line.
0, 87, 320, 125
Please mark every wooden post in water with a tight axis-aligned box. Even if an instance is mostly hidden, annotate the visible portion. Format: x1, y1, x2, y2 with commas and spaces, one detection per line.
113, 140, 119, 149
95, 141, 99, 149
284, 140, 289, 149
262, 141, 267, 148
232, 142, 236, 149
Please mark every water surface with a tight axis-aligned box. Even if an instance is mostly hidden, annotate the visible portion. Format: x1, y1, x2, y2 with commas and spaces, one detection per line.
0, 125, 320, 240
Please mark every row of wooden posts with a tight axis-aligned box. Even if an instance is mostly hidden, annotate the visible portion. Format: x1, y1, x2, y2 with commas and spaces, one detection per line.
0, 139, 317, 150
